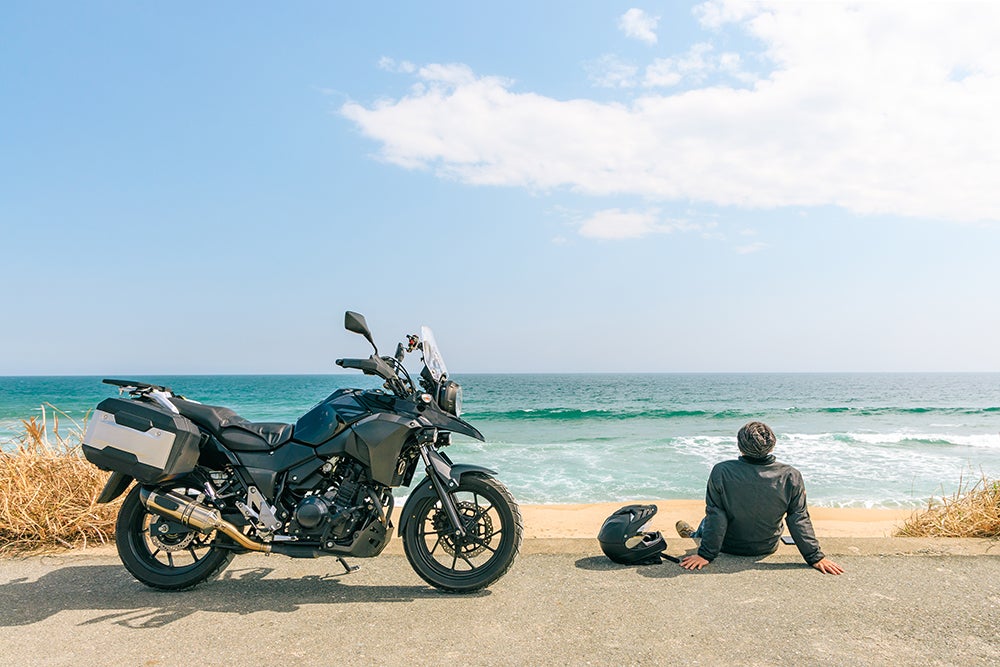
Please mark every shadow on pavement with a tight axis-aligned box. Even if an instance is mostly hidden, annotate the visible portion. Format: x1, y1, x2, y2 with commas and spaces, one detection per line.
574, 552, 812, 579
0, 563, 475, 628
573, 556, 685, 580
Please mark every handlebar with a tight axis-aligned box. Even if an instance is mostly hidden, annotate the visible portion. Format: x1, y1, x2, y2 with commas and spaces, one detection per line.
337, 354, 416, 397
336, 358, 382, 374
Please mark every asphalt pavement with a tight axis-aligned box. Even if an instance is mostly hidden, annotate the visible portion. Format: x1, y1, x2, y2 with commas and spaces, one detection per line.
1, 539, 998, 666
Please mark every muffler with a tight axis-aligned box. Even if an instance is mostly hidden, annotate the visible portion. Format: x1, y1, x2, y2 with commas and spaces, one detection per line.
140, 488, 271, 553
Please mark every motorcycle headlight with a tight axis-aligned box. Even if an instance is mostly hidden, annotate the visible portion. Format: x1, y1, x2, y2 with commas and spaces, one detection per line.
437, 380, 462, 417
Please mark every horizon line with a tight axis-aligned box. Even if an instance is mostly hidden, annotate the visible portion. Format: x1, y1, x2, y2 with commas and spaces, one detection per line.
2, 370, 999, 378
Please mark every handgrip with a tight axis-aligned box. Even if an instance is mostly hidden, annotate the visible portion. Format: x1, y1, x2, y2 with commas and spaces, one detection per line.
336, 358, 380, 375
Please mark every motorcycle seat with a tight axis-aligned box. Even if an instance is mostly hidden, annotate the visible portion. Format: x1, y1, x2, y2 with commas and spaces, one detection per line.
170, 398, 294, 452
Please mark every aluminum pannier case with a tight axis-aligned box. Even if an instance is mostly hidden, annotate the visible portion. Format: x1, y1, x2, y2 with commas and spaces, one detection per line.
82, 398, 203, 484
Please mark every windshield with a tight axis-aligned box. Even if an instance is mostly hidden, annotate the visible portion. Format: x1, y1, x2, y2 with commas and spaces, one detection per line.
420, 326, 449, 382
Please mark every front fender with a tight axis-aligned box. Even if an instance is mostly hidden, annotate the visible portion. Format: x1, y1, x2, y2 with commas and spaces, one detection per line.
397, 463, 497, 537
420, 402, 485, 441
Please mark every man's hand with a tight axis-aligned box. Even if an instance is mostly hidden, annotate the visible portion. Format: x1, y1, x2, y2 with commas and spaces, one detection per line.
680, 554, 710, 570
812, 557, 844, 575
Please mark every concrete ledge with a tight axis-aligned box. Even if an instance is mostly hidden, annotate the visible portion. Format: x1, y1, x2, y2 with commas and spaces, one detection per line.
524, 536, 1000, 556
6, 535, 999, 562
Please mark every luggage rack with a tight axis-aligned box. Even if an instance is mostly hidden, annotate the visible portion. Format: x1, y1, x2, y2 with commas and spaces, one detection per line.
103, 378, 173, 393
102, 379, 180, 414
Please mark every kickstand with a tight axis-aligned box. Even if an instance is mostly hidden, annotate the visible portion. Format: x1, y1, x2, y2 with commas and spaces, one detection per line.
337, 557, 360, 575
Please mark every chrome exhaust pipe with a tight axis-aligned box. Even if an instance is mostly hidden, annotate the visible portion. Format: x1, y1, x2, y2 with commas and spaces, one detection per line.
140, 488, 271, 553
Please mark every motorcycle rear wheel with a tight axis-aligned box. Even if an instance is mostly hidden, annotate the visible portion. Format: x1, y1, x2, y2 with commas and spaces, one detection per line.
116, 485, 235, 591
403, 472, 522, 593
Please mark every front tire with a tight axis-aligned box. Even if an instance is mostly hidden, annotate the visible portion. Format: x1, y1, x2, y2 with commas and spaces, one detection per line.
116, 485, 235, 591
403, 473, 522, 593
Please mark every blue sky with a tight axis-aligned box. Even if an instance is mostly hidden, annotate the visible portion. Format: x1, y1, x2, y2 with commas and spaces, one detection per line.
2, 1, 999, 374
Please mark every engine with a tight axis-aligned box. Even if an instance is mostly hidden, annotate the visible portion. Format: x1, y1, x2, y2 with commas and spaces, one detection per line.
285, 460, 385, 546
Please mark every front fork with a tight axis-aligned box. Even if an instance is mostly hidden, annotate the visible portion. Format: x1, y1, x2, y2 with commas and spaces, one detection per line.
417, 429, 467, 538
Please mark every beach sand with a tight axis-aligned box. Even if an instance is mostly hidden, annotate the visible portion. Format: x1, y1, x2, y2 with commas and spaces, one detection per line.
520, 500, 912, 540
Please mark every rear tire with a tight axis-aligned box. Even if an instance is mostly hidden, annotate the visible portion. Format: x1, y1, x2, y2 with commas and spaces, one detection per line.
402, 473, 522, 593
116, 485, 235, 591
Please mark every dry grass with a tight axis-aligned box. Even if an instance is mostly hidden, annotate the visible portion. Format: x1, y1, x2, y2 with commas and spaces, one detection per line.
0, 406, 121, 554
896, 473, 1000, 538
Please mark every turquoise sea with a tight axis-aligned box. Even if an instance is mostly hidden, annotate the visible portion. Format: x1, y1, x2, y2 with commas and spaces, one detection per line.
2, 374, 998, 508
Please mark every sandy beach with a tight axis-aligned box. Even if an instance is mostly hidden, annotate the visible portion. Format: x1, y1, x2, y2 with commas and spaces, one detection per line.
520, 500, 913, 540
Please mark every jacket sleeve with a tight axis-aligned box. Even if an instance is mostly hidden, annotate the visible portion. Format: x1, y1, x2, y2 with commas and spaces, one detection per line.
785, 471, 825, 565
697, 466, 728, 562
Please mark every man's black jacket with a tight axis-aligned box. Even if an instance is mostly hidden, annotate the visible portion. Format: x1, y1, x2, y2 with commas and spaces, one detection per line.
697, 455, 825, 565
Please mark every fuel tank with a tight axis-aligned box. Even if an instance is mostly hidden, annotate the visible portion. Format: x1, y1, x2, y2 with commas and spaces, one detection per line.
293, 388, 370, 446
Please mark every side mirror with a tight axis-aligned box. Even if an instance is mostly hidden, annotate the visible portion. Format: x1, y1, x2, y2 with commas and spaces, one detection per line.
344, 311, 377, 353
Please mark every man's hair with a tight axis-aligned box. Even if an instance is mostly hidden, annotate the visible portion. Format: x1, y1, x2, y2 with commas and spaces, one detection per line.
737, 421, 776, 458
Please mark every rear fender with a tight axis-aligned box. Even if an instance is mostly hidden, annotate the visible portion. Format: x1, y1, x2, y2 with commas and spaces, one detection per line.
397, 461, 497, 537
97, 471, 133, 503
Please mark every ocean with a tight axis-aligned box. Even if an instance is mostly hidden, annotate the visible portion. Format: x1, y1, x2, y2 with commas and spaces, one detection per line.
2, 373, 998, 509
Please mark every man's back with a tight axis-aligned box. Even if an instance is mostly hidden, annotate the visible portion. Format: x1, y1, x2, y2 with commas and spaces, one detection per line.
679, 422, 841, 574
698, 456, 824, 564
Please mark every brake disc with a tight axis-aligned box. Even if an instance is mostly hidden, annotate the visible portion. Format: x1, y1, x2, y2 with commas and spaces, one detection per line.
432, 501, 494, 558
148, 514, 197, 552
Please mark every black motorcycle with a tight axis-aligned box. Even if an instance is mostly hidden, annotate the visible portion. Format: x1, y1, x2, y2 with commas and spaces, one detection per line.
82, 312, 522, 593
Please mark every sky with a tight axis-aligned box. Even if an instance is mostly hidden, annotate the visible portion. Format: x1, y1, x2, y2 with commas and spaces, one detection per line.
2, 1, 999, 375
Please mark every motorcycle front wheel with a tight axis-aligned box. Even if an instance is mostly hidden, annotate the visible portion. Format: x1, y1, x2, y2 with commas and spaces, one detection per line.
116, 485, 236, 591
403, 472, 523, 593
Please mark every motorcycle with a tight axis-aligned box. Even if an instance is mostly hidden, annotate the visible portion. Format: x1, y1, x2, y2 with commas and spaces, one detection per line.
82, 311, 522, 593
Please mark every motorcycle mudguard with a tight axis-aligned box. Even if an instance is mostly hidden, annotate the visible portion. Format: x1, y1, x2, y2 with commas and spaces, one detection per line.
397, 462, 497, 537
96, 471, 133, 503
420, 403, 485, 441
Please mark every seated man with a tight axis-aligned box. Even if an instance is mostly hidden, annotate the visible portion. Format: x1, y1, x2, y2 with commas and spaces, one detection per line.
677, 421, 844, 575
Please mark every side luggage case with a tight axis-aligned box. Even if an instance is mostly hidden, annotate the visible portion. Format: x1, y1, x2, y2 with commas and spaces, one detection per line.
82, 398, 203, 484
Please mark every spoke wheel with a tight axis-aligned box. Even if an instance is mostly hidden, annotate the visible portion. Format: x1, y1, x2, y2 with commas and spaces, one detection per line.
116, 485, 235, 590
403, 473, 522, 593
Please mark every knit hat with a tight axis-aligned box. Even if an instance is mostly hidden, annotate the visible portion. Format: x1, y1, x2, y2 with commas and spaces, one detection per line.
737, 421, 776, 458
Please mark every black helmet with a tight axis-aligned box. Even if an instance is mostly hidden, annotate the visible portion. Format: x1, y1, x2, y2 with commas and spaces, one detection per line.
597, 504, 668, 565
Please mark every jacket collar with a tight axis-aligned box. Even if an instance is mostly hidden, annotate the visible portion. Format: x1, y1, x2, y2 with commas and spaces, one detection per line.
739, 454, 776, 465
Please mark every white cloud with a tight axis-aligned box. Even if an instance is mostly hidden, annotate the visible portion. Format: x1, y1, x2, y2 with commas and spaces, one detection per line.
736, 241, 768, 254
343, 2, 1000, 223
586, 55, 638, 88
417, 63, 480, 85
644, 42, 704, 86
644, 43, 753, 87
377, 57, 416, 74
619, 9, 660, 44
642, 61, 682, 88
694, 0, 757, 29
577, 209, 716, 240
579, 209, 662, 239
